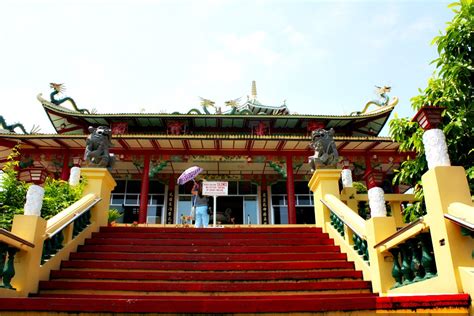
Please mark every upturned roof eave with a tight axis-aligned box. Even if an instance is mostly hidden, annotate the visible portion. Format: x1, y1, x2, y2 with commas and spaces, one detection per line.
38, 95, 395, 120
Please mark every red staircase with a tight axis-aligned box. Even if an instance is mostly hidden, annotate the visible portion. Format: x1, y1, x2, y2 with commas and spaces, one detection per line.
0, 226, 469, 314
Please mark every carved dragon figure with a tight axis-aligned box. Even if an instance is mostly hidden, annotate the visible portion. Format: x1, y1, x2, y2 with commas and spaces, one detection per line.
308, 128, 339, 171
49, 83, 90, 114
0, 116, 40, 134
224, 98, 241, 115
351, 86, 399, 115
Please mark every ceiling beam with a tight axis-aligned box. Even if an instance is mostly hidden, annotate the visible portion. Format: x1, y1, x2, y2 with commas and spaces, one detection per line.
276, 141, 286, 152
53, 139, 70, 149
150, 140, 160, 150
0, 139, 19, 148
117, 139, 130, 150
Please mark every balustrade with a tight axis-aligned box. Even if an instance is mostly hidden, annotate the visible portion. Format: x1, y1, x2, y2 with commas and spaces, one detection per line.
386, 233, 437, 288
0, 243, 17, 289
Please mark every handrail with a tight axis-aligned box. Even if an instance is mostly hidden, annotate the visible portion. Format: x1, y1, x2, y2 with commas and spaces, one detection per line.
0, 228, 35, 249
342, 193, 416, 202
374, 217, 427, 249
447, 202, 474, 230
45, 198, 101, 239
444, 214, 474, 231
321, 197, 366, 239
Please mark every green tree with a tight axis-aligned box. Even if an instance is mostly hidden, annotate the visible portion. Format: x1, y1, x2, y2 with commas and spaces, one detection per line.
389, 0, 473, 222
0, 145, 30, 230
0, 146, 86, 229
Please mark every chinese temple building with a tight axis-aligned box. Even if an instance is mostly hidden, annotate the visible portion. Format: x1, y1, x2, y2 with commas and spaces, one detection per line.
0, 82, 406, 226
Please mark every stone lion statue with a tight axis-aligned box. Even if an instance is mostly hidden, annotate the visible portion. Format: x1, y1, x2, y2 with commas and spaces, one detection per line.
84, 126, 115, 169
308, 128, 339, 171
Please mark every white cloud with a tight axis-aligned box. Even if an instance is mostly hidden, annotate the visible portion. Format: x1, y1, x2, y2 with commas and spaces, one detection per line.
400, 17, 436, 40
220, 32, 281, 66
283, 26, 306, 45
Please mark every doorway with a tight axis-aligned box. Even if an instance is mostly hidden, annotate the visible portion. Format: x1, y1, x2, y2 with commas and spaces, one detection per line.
215, 196, 243, 224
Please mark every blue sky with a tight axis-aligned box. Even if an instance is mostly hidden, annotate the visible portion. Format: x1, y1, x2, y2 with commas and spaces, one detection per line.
0, 0, 454, 135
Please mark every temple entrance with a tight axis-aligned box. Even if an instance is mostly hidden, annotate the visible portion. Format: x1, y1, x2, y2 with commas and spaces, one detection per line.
213, 196, 258, 225
215, 196, 243, 224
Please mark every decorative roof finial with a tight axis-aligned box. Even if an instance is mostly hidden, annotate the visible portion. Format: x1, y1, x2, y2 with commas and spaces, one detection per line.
251, 80, 257, 100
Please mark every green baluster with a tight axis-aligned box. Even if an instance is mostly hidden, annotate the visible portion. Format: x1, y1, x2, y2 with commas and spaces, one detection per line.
76, 215, 84, 232
42, 239, 52, 263
411, 238, 425, 282
330, 212, 335, 227
352, 234, 359, 252
389, 248, 402, 288
356, 235, 364, 256
56, 230, 64, 251
420, 233, 437, 279
82, 211, 90, 228
363, 239, 369, 261
358, 239, 367, 261
85, 209, 91, 225
2, 248, 17, 289
51, 231, 64, 254
0, 243, 8, 287
400, 243, 414, 285
73, 216, 82, 237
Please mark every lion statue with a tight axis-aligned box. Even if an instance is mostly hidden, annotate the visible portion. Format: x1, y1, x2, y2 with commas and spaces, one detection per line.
308, 128, 339, 171
84, 126, 115, 169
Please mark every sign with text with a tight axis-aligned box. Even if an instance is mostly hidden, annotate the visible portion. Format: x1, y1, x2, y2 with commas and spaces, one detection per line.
202, 181, 228, 196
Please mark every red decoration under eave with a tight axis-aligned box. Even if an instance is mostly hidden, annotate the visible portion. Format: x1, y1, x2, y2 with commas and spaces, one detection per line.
364, 170, 383, 189
412, 106, 445, 131
18, 168, 49, 184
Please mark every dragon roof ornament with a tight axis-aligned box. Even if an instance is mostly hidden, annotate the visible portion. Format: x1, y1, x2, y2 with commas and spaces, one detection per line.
351, 85, 399, 116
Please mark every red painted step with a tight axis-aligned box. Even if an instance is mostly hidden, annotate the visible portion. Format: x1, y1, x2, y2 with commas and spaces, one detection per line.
1, 294, 469, 314
38, 279, 372, 292
0, 295, 380, 313
86, 236, 334, 246
68, 251, 347, 261
50, 269, 364, 281
99, 226, 324, 234
61, 259, 356, 271
91, 231, 326, 240
78, 244, 340, 253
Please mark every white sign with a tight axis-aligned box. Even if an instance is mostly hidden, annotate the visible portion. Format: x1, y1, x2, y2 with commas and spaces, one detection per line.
202, 181, 228, 196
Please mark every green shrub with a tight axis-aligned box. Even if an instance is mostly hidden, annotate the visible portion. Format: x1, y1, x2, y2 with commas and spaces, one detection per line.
41, 177, 86, 220
0, 145, 86, 229
0, 146, 30, 230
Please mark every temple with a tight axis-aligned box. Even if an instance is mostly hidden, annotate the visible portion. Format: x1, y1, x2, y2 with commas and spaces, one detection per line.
0, 81, 406, 225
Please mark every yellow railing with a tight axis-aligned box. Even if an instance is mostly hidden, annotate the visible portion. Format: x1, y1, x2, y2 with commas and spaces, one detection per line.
309, 166, 474, 299
0, 168, 116, 297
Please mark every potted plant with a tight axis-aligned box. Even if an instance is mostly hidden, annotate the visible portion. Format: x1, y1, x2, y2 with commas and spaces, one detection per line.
108, 209, 122, 226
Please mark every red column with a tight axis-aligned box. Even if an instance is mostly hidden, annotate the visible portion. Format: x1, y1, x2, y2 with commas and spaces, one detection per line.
260, 176, 269, 224
166, 174, 176, 224
138, 155, 150, 224
60, 151, 70, 181
364, 155, 376, 189
286, 155, 296, 224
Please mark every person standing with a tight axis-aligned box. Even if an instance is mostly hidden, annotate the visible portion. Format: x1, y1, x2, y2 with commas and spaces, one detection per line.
192, 180, 209, 228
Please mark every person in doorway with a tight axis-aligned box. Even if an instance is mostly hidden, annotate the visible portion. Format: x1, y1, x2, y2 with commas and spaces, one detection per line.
191, 180, 209, 228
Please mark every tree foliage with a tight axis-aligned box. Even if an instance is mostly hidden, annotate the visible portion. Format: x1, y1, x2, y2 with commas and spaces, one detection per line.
0, 146, 86, 230
0, 146, 30, 230
389, 0, 473, 221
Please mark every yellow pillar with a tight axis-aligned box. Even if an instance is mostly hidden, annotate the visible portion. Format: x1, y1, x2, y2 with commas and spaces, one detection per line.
10, 215, 47, 296
81, 168, 117, 228
422, 166, 473, 293
341, 187, 358, 213
365, 217, 397, 294
308, 169, 342, 232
